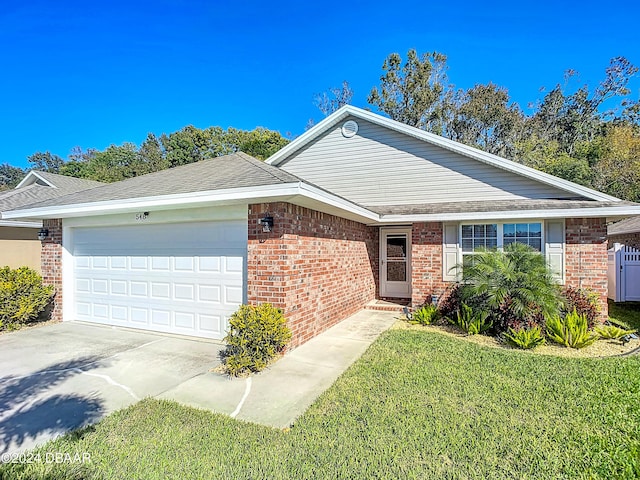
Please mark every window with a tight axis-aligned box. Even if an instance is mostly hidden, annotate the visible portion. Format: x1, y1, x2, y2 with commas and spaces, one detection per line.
461, 224, 498, 253
503, 223, 542, 251
460, 222, 544, 262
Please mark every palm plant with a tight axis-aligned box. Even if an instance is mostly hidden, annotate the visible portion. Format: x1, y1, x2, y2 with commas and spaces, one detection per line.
459, 242, 562, 334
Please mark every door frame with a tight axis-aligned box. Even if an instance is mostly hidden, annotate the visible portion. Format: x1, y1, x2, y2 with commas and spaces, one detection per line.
379, 227, 412, 298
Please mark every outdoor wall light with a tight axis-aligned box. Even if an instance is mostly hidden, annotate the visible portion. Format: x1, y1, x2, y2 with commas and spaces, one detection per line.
37, 228, 49, 241
431, 294, 439, 305
259, 215, 274, 233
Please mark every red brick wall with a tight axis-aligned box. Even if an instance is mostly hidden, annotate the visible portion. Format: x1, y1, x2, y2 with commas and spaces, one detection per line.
41, 219, 63, 322
565, 218, 608, 321
608, 232, 640, 250
247, 202, 378, 348
411, 222, 450, 307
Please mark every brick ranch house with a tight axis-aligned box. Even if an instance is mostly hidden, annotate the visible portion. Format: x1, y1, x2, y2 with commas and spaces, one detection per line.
6, 106, 640, 348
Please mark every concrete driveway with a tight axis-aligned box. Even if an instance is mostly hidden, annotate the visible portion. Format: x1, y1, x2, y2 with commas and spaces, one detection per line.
0, 322, 222, 456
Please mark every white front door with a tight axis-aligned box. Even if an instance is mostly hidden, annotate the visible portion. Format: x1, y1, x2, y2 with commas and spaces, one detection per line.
380, 228, 412, 298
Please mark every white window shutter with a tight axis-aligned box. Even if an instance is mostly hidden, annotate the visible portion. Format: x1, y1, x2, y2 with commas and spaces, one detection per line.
443, 222, 459, 281
545, 220, 565, 284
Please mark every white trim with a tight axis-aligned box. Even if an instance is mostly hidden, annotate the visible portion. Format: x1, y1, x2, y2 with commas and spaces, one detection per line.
62, 223, 75, 323
3, 181, 379, 224
376, 206, 640, 224
15, 171, 57, 189
0, 220, 42, 228
267, 105, 620, 202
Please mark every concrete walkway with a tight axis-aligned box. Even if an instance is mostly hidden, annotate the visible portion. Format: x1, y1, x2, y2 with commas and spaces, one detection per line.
160, 309, 398, 428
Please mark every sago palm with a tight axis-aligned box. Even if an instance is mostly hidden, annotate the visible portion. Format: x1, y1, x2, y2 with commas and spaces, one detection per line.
459, 242, 562, 332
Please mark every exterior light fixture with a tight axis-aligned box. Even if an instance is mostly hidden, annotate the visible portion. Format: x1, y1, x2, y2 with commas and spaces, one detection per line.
37, 228, 49, 241
431, 294, 439, 305
259, 215, 274, 233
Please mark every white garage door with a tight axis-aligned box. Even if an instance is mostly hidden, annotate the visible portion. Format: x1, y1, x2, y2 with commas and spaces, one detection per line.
72, 220, 246, 339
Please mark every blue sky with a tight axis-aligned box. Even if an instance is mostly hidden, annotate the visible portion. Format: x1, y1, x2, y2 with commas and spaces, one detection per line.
1, 0, 639, 169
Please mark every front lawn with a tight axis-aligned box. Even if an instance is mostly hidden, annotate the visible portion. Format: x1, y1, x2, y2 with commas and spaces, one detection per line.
609, 300, 640, 330
2, 329, 639, 479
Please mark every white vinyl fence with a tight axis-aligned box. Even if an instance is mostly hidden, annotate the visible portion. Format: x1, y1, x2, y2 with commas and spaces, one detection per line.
608, 243, 640, 302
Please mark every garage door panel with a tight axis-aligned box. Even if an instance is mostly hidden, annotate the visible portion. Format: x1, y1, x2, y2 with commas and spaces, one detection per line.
72, 219, 247, 340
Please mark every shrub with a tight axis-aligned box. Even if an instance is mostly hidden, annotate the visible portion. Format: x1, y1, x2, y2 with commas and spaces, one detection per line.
458, 243, 562, 334
504, 326, 546, 349
438, 284, 463, 320
546, 309, 599, 349
595, 324, 636, 340
221, 303, 292, 376
449, 303, 492, 335
409, 304, 441, 325
561, 286, 601, 328
0, 266, 54, 330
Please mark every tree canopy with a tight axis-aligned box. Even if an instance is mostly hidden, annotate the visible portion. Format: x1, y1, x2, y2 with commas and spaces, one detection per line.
29, 127, 289, 184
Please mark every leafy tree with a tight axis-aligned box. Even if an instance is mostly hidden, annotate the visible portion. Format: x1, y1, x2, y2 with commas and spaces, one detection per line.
27, 151, 65, 173
591, 124, 640, 201
450, 83, 523, 157
527, 57, 638, 156
138, 133, 169, 173
160, 125, 212, 167
368, 49, 450, 132
236, 127, 289, 160
0, 163, 26, 190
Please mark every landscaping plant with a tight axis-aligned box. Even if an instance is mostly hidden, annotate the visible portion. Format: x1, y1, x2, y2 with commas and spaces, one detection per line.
561, 286, 601, 328
408, 304, 441, 325
546, 309, 599, 349
0, 266, 54, 330
221, 303, 292, 376
504, 326, 546, 349
449, 303, 492, 335
595, 324, 636, 340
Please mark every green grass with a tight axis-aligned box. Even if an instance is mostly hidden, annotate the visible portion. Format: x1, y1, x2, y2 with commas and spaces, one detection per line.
609, 300, 640, 330
2, 329, 640, 479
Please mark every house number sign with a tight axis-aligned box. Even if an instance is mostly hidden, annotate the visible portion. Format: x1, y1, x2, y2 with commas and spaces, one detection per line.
135, 212, 149, 222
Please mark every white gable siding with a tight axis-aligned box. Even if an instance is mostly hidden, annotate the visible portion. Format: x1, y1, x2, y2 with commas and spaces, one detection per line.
279, 117, 577, 206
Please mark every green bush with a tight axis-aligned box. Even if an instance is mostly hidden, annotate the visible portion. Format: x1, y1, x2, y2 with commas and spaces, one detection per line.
221, 303, 292, 376
546, 309, 599, 349
0, 266, 54, 330
458, 243, 562, 334
595, 324, 636, 340
408, 304, 441, 325
504, 326, 546, 349
449, 303, 492, 335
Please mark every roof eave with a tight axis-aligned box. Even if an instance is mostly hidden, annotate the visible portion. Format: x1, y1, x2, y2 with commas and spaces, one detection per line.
376, 206, 640, 223
2, 182, 379, 225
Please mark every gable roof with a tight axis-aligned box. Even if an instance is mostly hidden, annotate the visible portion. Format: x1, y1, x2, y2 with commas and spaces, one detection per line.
266, 105, 619, 203
0, 172, 104, 226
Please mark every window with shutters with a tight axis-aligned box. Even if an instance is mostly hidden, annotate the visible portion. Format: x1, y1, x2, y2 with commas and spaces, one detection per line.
442, 220, 564, 283
460, 222, 544, 266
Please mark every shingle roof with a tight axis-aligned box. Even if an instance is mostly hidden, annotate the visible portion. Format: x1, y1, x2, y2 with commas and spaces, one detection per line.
608, 216, 640, 236
12, 152, 301, 211
368, 199, 638, 216
0, 172, 103, 219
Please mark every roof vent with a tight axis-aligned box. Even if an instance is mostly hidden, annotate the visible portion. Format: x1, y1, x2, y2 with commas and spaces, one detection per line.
341, 120, 358, 138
